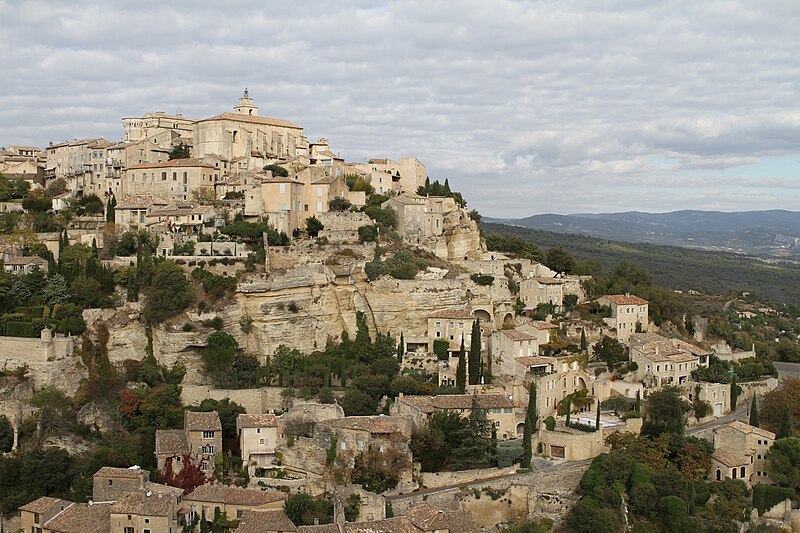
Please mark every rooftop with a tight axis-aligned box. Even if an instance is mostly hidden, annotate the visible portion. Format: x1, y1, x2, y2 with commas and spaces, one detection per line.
19, 496, 70, 514
185, 410, 222, 432
234, 509, 297, 533
93, 466, 148, 480
237, 413, 279, 429
128, 158, 214, 169
400, 393, 514, 413
199, 112, 302, 130
110, 491, 173, 517
601, 294, 649, 306
500, 329, 536, 341
719, 420, 776, 440
186, 484, 286, 506
44, 502, 111, 533
344, 517, 419, 533
154, 429, 189, 456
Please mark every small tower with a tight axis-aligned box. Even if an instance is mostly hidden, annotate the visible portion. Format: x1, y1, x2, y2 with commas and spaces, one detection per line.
233, 87, 259, 116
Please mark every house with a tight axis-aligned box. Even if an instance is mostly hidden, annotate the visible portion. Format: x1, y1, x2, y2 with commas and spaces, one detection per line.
710, 421, 776, 487
45, 137, 110, 180
522, 359, 595, 421
597, 294, 649, 342
350, 157, 427, 195
124, 158, 218, 202
490, 328, 543, 377
110, 490, 180, 533
629, 333, 708, 388
92, 465, 148, 501
155, 411, 222, 477
40, 501, 112, 533
234, 509, 297, 533
122, 112, 196, 145
183, 484, 286, 523
19, 497, 71, 533
427, 306, 476, 350
520, 277, 564, 311
2, 254, 48, 274
393, 393, 518, 440
237, 413, 279, 476
145, 203, 216, 234
115, 194, 169, 230
402, 501, 479, 532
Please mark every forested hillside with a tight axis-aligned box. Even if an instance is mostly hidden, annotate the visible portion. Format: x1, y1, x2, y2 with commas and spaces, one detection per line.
483, 222, 800, 303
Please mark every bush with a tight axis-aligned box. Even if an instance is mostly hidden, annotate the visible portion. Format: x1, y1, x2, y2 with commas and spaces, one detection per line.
752, 484, 795, 514
496, 440, 524, 468
470, 274, 495, 286
358, 224, 378, 243
264, 164, 289, 177
306, 216, 324, 237
433, 339, 450, 360
202, 316, 224, 330
329, 197, 352, 212
182, 322, 194, 332
544, 416, 556, 431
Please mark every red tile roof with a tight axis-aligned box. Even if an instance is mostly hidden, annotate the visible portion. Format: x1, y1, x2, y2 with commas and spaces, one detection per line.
601, 294, 649, 305
186, 484, 286, 506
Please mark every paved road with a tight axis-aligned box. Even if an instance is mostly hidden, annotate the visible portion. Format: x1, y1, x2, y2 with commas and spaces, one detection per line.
686, 399, 748, 435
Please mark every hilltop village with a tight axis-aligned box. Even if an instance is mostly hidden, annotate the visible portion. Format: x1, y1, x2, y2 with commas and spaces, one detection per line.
1, 91, 800, 533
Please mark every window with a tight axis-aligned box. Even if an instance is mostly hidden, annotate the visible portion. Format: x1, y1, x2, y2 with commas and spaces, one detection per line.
279, 184, 286, 194
259, 438, 265, 445
200, 461, 209, 471
317, 187, 323, 197
162, 171, 167, 180
124, 528, 134, 533
109, 479, 113, 486
173, 172, 177, 180
202, 430, 215, 439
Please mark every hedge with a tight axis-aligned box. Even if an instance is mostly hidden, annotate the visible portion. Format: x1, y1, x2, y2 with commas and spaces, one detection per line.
752, 484, 794, 514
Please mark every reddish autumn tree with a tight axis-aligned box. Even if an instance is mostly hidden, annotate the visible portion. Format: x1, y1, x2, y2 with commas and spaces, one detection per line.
159, 454, 207, 493
119, 389, 141, 419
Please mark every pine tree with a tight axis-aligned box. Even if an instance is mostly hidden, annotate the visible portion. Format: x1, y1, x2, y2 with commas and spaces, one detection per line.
468, 319, 481, 385
456, 337, 466, 393
521, 383, 536, 469
580, 329, 587, 353
43, 273, 69, 306
778, 403, 792, 439
749, 396, 760, 427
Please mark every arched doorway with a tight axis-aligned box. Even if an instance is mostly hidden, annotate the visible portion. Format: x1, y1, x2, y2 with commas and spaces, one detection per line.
516, 422, 525, 438
474, 309, 492, 324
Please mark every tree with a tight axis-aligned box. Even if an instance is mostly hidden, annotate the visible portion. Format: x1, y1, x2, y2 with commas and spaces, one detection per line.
42, 273, 69, 306
397, 333, 404, 362
544, 247, 575, 274
593, 336, 626, 368
596, 400, 601, 430
264, 164, 289, 177
762, 378, 800, 437
305, 216, 324, 237
521, 383, 536, 469
202, 332, 238, 386
142, 261, 193, 323
468, 319, 481, 385
329, 197, 352, 212
168, 142, 190, 160
456, 338, 466, 393
779, 403, 792, 439
191, 398, 244, 440
766, 437, 800, 490
580, 328, 587, 353
106, 195, 116, 223
750, 396, 760, 427
341, 390, 376, 416
641, 386, 690, 437
0, 415, 13, 453
730, 376, 740, 409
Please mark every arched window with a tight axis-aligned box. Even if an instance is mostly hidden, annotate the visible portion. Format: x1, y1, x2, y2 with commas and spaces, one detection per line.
716, 469, 721, 481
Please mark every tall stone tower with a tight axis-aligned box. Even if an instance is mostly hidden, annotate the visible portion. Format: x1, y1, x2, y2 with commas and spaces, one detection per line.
233, 87, 259, 116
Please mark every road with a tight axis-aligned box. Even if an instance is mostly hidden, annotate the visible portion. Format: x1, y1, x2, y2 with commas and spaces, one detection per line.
388, 402, 748, 502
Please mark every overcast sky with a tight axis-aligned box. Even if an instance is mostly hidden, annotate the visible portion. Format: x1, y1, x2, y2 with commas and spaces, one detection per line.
1, 0, 799, 217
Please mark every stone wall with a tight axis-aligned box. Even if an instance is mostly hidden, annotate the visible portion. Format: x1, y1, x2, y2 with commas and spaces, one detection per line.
0, 331, 83, 393
419, 467, 518, 489
317, 212, 373, 243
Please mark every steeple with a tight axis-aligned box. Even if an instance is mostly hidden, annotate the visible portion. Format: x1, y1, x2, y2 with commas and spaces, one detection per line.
233, 87, 259, 116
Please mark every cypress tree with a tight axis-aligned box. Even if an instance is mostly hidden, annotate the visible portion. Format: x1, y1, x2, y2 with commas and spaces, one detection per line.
200, 509, 209, 533
444, 178, 451, 194
635, 390, 641, 413
91, 237, 98, 258
397, 333, 404, 362
264, 354, 272, 386
778, 403, 792, 439
749, 396, 760, 427
730, 376, 739, 409
490, 425, 498, 467
468, 319, 481, 385
596, 400, 601, 430
564, 397, 572, 426
580, 329, 587, 353
456, 337, 466, 393
521, 383, 536, 468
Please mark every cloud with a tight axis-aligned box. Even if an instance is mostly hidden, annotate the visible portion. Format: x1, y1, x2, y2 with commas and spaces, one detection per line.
1, 0, 800, 216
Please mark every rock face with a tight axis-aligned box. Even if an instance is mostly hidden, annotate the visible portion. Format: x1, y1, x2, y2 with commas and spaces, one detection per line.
77, 402, 116, 433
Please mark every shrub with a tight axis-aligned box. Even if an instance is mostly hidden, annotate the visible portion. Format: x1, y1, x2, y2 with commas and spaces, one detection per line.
470, 274, 495, 286
182, 322, 195, 332
752, 484, 795, 514
433, 339, 450, 360
202, 316, 224, 330
358, 224, 378, 243
329, 197, 352, 212
544, 416, 556, 431
264, 164, 289, 177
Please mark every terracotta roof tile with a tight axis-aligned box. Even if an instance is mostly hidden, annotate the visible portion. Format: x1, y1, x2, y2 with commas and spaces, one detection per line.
199, 112, 302, 130
155, 429, 189, 456
534, 277, 564, 285
93, 466, 148, 479
185, 411, 222, 431
19, 496, 70, 514
501, 329, 536, 341
186, 484, 286, 506
401, 394, 513, 411
235, 509, 296, 533
601, 294, 649, 305
344, 516, 419, 533
110, 491, 173, 517
44, 502, 111, 533
238, 413, 279, 429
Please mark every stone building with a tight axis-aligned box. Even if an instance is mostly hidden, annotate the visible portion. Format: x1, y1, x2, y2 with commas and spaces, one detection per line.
110, 491, 180, 533
393, 393, 518, 440
145, 203, 216, 234
520, 277, 564, 311
183, 485, 286, 523
350, 157, 427, 195
710, 421, 775, 487
629, 332, 709, 388
490, 328, 542, 377
19, 497, 71, 533
193, 90, 306, 165
155, 411, 222, 477
125, 158, 218, 202
237, 413, 279, 476
114, 194, 169, 230
92, 466, 149, 502
39, 501, 113, 533
597, 294, 649, 342
45, 137, 110, 180
428, 306, 476, 351
234, 509, 297, 533
122, 111, 196, 145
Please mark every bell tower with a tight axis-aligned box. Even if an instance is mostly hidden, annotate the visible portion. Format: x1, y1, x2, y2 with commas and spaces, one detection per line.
233, 87, 259, 116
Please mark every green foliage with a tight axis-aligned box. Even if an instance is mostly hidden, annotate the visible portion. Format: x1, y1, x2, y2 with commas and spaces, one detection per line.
433, 338, 450, 360
497, 440, 525, 468
416, 178, 466, 207
411, 406, 493, 472
752, 483, 795, 514
363, 205, 397, 229
641, 385, 690, 437
264, 164, 289, 177
0, 415, 13, 453
202, 332, 238, 386
169, 142, 190, 160
469, 274, 495, 286
191, 268, 236, 302
0, 174, 30, 200
142, 261, 194, 323
601, 396, 632, 416
766, 437, 800, 489
484, 233, 544, 262
468, 319, 481, 385
22, 192, 52, 212
344, 173, 375, 195
305, 216, 324, 237
340, 389, 377, 416
329, 197, 352, 212
285, 493, 333, 526
544, 247, 575, 274
750, 396, 760, 427
455, 340, 466, 393
358, 224, 378, 243
522, 383, 536, 469
0, 448, 76, 513
592, 335, 626, 368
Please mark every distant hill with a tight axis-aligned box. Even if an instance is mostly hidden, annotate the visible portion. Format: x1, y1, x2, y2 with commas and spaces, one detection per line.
482, 222, 800, 304
485, 210, 800, 257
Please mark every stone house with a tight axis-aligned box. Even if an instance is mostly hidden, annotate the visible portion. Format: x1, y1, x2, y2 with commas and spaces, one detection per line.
350, 157, 427, 195
517, 360, 595, 421
710, 421, 776, 487
115, 194, 169, 230
92, 466, 149, 502
40, 501, 113, 533
490, 328, 544, 377
237, 413, 279, 476
685, 380, 730, 417
597, 294, 649, 342
103, 139, 171, 197
309, 137, 346, 180
125, 158, 218, 202
427, 306, 476, 352
383, 194, 455, 246
517, 321, 559, 348
145, 203, 216, 234
183, 484, 286, 523
2, 254, 48, 274
520, 277, 564, 311
630, 333, 708, 388
392, 393, 517, 440
19, 497, 71, 533
110, 491, 180, 533
536, 416, 643, 461
45, 137, 109, 180
155, 411, 222, 477
122, 111, 196, 145
234, 509, 297, 533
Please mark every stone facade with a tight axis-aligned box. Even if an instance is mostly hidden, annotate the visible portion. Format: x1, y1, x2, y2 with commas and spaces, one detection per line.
597, 294, 649, 342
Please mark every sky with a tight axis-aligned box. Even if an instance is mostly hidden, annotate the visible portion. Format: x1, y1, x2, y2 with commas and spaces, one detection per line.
1, 0, 799, 218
